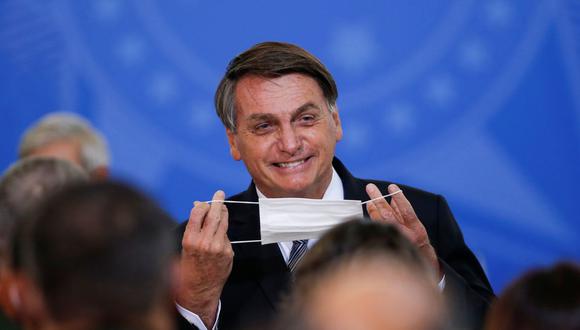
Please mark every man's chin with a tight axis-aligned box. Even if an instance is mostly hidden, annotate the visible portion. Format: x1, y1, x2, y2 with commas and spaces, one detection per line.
269, 182, 320, 199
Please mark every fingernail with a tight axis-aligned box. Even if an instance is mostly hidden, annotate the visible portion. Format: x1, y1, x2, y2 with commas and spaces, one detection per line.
388, 184, 399, 193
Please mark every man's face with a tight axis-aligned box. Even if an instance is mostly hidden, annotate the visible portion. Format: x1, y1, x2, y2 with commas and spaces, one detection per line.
227, 73, 343, 199
306, 260, 443, 330
27, 140, 82, 168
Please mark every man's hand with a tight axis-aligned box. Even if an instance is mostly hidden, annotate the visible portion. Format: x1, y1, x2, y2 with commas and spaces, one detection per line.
177, 190, 234, 328
365, 183, 441, 279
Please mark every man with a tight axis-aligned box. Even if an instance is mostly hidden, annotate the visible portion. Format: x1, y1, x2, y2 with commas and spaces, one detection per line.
18, 112, 110, 180
0, 157, 88, 329
176, 42, 494, 330
18, 182, 179, 330
485, 262, 580, 330
275, 219, 447, 330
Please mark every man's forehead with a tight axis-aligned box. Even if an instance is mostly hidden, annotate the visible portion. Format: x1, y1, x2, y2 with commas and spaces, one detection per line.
234, 74, 325, 115
244, 102, 323, 121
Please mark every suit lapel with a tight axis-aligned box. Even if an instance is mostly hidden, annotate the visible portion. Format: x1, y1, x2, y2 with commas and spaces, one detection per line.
228, 183, 290, 309
332, 158, 370, 217
255, 243, 291, 308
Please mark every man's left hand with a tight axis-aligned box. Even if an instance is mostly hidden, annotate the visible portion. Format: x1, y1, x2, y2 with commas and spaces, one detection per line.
365, 183, 442, 279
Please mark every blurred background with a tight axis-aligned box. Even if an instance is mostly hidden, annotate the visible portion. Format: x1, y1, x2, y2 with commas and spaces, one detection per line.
1, 0, 578, 292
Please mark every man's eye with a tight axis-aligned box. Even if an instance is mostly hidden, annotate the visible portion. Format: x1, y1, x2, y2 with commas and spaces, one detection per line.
299, 114, 316, 123
254, 122, 272, 132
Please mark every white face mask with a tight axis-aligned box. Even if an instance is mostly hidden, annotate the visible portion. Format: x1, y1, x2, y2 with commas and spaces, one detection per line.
209, 190, 401, 245
258, 198, 364, 244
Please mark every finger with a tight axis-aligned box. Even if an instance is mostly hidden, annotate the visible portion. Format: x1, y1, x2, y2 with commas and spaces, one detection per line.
397, 223, 418, 243
366, 202, 398, 226
204, 190, 226, 236
365, 183, 400, 223
185, 201, 209, 235
389, 193, 403, 219
365, 199, 381, 220
216, 203, 229, 238
203, 204, 231, 254
388, 184, 418, 224
182, 202, 210, 251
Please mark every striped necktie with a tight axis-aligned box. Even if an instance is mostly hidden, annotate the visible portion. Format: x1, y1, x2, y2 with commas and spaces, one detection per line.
287, 240, 309, 272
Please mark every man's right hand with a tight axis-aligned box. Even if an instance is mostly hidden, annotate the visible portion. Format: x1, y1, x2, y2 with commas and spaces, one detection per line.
177, 190, 234, 328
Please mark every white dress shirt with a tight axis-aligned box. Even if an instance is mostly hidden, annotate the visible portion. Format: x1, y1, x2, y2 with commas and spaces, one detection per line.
177, 167, 444, 329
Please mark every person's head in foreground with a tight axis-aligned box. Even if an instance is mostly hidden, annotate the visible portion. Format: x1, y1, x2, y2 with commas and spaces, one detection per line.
0, 157, 88, 325
18, 181, 178, 330
19, 112, 110, 180
275, 219, 447, 330
216, 41, 343, 199
485, 262, 580, 330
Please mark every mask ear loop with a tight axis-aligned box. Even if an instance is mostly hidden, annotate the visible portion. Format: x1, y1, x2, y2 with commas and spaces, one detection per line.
200, 190, 403, 244
204, 190, 402, 205
203, 200, 259, 205
360, 190, 402, 205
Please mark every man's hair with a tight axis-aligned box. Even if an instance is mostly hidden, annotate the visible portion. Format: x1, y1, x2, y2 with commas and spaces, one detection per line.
274, 219, 440, 330
0, 157, 88, 267
19, 112, 110, 172
486, 262, 580, 330
293, 218, 433, 290
19, 181, 176, 327
215, 41, 338, 132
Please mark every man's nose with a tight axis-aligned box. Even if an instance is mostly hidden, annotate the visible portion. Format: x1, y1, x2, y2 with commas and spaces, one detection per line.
277, 125, 302, 155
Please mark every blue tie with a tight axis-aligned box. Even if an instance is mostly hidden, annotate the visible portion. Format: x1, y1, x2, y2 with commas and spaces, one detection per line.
288, 240, 309, 272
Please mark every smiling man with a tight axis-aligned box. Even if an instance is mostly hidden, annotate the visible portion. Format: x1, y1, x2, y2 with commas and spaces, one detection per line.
227, 73, 342, 199
176, 42, 494, 330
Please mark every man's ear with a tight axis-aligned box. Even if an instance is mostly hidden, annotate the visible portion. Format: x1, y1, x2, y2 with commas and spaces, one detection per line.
226, 128, 242, 161
90, 166, 109, 181
0, 267, 19, 319
331, 106, 343, 142
13, 274, 49, 325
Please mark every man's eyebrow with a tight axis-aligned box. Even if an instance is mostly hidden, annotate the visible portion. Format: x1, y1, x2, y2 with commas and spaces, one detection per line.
246, 113, 276, 122
244, 102, 323, 122
291, 102, 322, 119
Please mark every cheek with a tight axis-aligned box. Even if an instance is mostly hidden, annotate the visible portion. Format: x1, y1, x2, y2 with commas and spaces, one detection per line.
238, 139, 272, 163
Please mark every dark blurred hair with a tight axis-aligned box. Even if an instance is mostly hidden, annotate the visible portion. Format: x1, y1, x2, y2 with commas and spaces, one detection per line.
486, 262, 580, 330
19, 181, 176, 327
215, 41, 338, 132
274, 219, 437, 330
0, 157, 88, 268
294, 218, 432, 282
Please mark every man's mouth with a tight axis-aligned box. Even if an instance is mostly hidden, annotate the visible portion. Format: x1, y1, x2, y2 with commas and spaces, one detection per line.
273, 157, 311, 168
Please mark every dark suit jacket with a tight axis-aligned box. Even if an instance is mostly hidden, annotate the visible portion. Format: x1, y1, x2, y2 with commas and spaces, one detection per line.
176, 158, 494, 330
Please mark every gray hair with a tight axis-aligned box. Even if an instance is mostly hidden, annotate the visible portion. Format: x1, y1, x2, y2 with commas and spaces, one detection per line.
19, 112, 110, 172
0, 157, 88, 263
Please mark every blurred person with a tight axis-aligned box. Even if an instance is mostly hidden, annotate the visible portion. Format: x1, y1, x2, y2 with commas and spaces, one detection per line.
18, 112, 110, 180
177, 41, 493, 330
18, 181, 180, 330
485, 262, 580, 330
274, 219, 447, 330
0, 157, 88, 329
